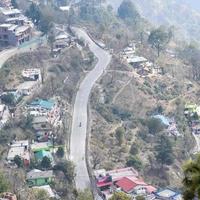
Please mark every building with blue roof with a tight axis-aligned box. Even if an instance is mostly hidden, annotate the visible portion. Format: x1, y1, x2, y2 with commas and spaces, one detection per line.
155, 188, 183, 200
35, 150, 53, 162
30, 99, 55, 110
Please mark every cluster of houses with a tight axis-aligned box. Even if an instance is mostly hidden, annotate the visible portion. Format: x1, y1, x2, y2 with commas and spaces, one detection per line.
120, 43, 161, 76
94, 167, 182, 200
6, 138, 59, 198
0, 2, 33, 47
52, 24, 75, 56
184, 103, 200, 135
152, 115, 181, 137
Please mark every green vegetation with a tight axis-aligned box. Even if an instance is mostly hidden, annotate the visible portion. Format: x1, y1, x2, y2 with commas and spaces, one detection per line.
115, 127, 125, 145
126, 155, 142, 170
118, 0, 140, 23
136, 196, 145, 200
1, 93, 15, 106
32, 189, 50, 200
56, 147, 65, 158
155, 135, 174, 168
53, 161, 75, 184
129, 142, 139, 155
146, 118, 164, 135
0, 172, 10, 193
148, 27, 171, 57
77, 189, 93, 200
183, 154, 200, 200
14, 155, 23, 168
41, 156, 52, 169
109, 192, 131, 200
11, 0, 18, 8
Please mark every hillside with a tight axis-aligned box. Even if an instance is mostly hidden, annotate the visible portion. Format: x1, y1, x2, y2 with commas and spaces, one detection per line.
106, 0, 200, 42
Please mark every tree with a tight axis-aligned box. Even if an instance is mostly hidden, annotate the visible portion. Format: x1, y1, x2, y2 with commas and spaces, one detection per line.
25, 3, 41, 25
126, 155, 142, 170
11, 0, 18, 8
91, 147, 103, 169
41, 156, 51, 169
32, 189, 50, 200
155, 135, 174, 168
77, 189, 93, 200
0, 172, 10, 193
53, 161, 75, 183
129, 142, 139, 155
182, 154, 200, 200
136, 196, 145, 200
146, 118, 164, 134
1, 93, 15, 106
47, 27, 55, 56
148, 27, 170, 57
14, 155, 23, 168
118, 0, 139, 22
115, 127, 125, 145
109, 192, 131, 200
56, 147, 64, 158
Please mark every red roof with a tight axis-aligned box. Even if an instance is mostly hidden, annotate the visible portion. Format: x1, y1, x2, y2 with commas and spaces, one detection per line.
116, 176, 156, 194
97, 181, 112, 188
116, 177, 138, 193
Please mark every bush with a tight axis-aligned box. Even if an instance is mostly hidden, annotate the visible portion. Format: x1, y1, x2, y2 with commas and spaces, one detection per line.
14, 155, 23, 168
126, 155, 142, 170
1, 93, 15, 106
41, 156, 52, 169
130, 142, 139, 155
115, 127, 125, 145
56, 147, 64, 158
112, 106, 132, 120
146, 118, 164, 134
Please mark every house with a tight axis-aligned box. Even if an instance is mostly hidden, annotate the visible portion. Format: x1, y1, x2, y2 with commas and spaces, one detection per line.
155, 189, 182, 200
115, 176, 156, 195
34, 150, 53, 163
184, 104, 197, 118
32, 116, 52, 131
26, 169, 54, 187
7, 140, 30, 166
126, 56, 148, 66
22, 68, 41, 81
54, 32, 71, 49
0, 23, 31, 46
94, 167, 139, 191
0, 192, 17, 200
31, 141, 53, 152
32, 185, 59, 199
16, 81, 39, 96
27, 99, 56, 115
0, 0, 11, 8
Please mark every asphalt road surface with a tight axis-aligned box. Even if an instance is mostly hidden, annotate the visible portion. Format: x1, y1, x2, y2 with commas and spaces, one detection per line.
70, 27, 112, 190
0, 36, 44, 68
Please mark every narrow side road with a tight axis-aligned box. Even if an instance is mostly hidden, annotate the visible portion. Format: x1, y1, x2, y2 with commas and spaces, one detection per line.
70, 27, 112, 189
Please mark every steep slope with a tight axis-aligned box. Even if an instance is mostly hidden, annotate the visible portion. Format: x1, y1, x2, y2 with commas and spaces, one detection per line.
106, 0, 200, 42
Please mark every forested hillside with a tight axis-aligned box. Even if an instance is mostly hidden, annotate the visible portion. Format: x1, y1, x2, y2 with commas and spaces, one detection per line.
106, 0, 200, 42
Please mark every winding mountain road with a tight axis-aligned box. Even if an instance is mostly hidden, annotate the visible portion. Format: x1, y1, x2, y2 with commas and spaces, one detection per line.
70, 27, 111, 190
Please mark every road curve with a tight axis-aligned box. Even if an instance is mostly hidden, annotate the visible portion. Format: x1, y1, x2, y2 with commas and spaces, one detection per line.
70, 27, 112, 190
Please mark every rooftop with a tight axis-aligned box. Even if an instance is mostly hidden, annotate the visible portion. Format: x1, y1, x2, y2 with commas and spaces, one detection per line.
16, 81, 37, 90
31, 141, 52, 152
156, 189, 179, 198
29, 99, 55, 110
94, 167, 139, 182
27, 169, 53, 180
35, 150, 53, 161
